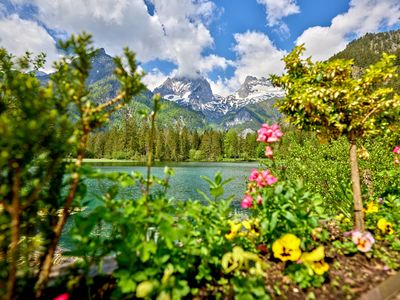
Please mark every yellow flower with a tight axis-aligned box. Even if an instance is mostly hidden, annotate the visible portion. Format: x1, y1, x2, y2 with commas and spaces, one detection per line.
300, 246, 325, 263
241, 219, 261, 238
310, 260, 330, 275
300, 246, 329, 275
225, 221, 241, 240
365, 201, 379, 214
272, 234, 302, 262
377, 218, 394, 235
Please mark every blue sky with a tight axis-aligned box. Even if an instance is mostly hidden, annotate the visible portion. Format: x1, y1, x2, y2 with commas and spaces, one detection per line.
0, 0, 399, 95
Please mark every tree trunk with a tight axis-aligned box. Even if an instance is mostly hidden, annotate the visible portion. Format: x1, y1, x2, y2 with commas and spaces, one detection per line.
349, 139, 365, 231
35, 134, 88, 298
6, 166, 21, 300
6, 205, 20, 300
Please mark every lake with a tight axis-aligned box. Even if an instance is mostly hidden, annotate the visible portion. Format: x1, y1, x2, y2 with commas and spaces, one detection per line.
61, 161, 260, 248
86, 161, 259, 201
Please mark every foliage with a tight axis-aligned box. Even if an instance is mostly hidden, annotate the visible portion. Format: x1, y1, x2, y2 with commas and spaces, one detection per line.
0, 33, 145, 299
271, 45, 400, 231
86, 123, 260, 161
64, 168, 270, 299
271, 45, 400, 139
271, 129, 399, 217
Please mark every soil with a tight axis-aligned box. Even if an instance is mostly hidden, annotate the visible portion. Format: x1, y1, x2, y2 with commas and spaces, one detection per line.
263, 252, 397, 300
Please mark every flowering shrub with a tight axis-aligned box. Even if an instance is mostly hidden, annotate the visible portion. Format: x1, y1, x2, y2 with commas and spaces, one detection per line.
238, 124, 330, 288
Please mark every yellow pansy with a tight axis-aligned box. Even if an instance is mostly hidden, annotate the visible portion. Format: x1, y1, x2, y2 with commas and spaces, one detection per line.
300, 245, 325, 263
241, 219, 261, 238
310, 260, 330, 275
365, 201, 379, 214
300, 246, 329, 275
377, 218, 394, 235
272, 234, 302, 262
225, 221, 241, 240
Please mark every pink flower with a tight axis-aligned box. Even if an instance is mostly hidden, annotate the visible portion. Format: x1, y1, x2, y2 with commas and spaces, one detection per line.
256, 170, 269, 187
395, 158, 399, 164
393, 146, 400, 154
249, 169, 259, 181
265, 146, 273, 159
351, 231, 375, 252
256, 124, 283, 143
250, 169, 278, 188
265, 174, 278, 185
53, 294, 69, 300
258, 170, 278, 187
241, 194, 253, 208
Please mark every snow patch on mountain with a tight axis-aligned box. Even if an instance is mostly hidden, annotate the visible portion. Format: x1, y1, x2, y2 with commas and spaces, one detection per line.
153, 75, 284, 120
227, 76, 285, 109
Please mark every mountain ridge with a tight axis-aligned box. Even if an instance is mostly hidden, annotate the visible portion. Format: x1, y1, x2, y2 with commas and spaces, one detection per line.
153, 74, 283, 127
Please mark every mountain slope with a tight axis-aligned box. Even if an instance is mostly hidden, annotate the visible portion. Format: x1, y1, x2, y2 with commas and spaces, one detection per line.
330, 29, 400, 92
39, 48, 282, 130
330, 29, 400, 67
153, 75, 283, 129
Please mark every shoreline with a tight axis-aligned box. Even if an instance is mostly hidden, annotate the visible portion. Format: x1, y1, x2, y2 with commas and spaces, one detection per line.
65, 158, 259, 165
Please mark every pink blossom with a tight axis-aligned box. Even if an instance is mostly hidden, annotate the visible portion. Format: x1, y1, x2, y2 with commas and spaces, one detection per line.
351, 231, 375, 252
257, 170, 277, 187
265, 174, 278, 185
265, 146, 273, 159
256, 124, 283, 143
395, 158, 399, 164
257, 195, 263, 205
53, 294, 69, 300
255, 170, 269, 187
249, 169, 259, 181
393, 146, 400, 154
250, 169, 278, 188
241, 194, 253, 208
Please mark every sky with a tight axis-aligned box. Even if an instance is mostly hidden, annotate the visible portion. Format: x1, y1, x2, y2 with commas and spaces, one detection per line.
0, 0, 399, 96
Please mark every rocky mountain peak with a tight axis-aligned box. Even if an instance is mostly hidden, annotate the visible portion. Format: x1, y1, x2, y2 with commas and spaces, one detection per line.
236, 76, 274, 99
87, 48, 115, 85
154, 76, 214, 104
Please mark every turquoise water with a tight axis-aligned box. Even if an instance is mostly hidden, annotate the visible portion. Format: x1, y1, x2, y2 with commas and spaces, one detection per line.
61, 162, 259, 248
86, 162, 259, 202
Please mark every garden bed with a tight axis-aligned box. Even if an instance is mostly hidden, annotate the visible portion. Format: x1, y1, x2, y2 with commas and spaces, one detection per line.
44, 250, 398, 300
263, 251, 397, 299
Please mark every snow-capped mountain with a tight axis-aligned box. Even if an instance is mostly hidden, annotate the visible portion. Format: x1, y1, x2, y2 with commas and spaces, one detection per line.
226, 76, 285, 109
153, 76, 231, 118
153, 75, 284, 124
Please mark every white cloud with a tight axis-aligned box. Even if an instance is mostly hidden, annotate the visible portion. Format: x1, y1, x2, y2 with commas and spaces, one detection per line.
142, 68, 175, 90
297, 0, 400, 61
232, 32, 285, 87
197, 54, 233, 74
210, 31, 286, 96
256, 0, 299, 32
209, 76, 234, 97
0, 14, 59, 71
7, 0, 227, 77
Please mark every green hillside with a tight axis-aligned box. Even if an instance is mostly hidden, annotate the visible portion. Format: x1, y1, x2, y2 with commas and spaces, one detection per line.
89, 75, 206, 130
330, 29, 400, 67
